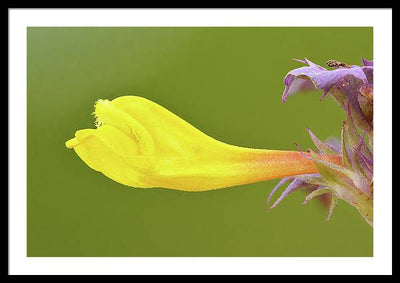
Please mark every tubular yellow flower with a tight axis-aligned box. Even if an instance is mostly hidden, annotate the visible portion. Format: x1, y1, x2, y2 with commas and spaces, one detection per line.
66, 96, 342, 191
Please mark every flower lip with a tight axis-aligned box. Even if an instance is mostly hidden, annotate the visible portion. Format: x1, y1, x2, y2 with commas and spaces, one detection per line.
65, 136, 80, 149
93, 98, 155, 155
94, 99, 133, 136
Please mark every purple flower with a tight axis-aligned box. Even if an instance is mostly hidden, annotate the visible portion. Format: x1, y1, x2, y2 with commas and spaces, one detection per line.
268, 58, 374, 227
282, 58, 373, 136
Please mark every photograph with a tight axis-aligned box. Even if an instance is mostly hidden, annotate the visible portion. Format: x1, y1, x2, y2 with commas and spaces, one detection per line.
27, 26, 373, 257
8, 8, 392, 275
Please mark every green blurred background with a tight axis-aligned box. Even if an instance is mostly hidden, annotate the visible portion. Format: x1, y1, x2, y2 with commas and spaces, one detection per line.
27, 27, 373, 257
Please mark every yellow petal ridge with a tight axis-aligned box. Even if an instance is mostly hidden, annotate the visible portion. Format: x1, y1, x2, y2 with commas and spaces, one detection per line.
66, 96, 342, 191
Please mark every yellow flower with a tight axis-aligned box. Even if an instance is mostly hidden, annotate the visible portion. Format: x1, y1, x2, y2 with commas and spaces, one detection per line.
66, 96, 342, 191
